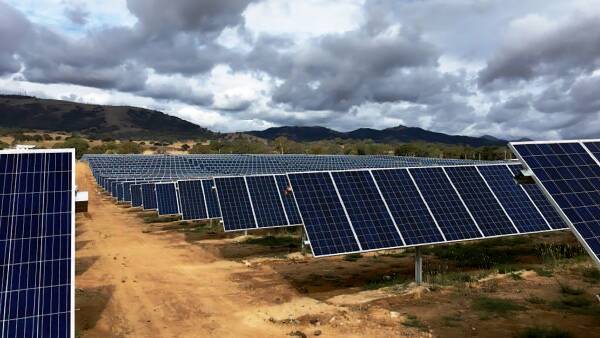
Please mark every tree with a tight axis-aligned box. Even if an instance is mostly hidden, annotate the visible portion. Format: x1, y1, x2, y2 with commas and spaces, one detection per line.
54, 137, 89, 159
180, 143, 190, 151
273, 136, 290, 154
117, 141, 143, 154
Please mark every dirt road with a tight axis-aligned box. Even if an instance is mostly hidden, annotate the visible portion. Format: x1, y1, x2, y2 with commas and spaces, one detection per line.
75, 163, 408, 337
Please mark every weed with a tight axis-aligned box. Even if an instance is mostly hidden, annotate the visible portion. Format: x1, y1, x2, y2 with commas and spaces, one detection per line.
402, 314, 428, 331
481, 280, 499, 293
525, 296, 546, 305
143, 215, 180, 223
363, 274, 407, 290
343, 253, 363, 262
514, 326, 572, 338
552, 295, 592, 308
581, 266, 600, 283
472, 296, 526, 316
536, 243, 586, 262
440, 313, 462, 327
509, 272, 523, 280
245, 236, 299, 248
559, 284, 584, 296
534, 268, 554, 277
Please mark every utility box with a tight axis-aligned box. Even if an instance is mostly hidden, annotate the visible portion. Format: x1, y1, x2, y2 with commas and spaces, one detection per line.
75, 191, 89, 213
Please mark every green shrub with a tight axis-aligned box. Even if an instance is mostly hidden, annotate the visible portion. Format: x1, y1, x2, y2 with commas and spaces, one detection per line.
515, 326, 572, 338
472, 296, 526, 316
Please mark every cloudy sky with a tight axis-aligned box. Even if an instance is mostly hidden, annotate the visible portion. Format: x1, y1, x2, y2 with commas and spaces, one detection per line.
1, 0, 599, 139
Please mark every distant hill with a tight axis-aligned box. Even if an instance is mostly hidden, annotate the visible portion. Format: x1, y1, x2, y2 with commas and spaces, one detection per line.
247, 126, 507, 147
0, 95, 213, 140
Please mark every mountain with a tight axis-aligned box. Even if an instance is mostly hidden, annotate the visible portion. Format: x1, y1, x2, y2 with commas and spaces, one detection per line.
0, 95, 213, 140
248, 126, 507, 147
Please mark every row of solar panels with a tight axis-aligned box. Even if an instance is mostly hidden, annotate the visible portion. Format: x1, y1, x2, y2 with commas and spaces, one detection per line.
510, 140, 600, 266
102, 161, 569, 258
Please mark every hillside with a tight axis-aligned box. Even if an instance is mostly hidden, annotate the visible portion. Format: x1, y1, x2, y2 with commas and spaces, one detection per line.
0, 95, 213, 140
247, 125, 507, 147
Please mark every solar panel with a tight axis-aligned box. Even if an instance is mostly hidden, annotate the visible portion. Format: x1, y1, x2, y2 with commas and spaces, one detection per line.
330, 170, 404, 250
155, 183, 180, 216
507, 165, 567, 230
130, 184, 143, 208
274, 175, 302, 226
583, 141, 600, 160
202, 180, 221, 219
0, 149, 74, 338
510, 140, 600, 265
177, 180, 208, 221
122, 182, 133, 202
287, 172, 360, 257
245, 176, 290, 228
478, 165, 551, 233
214, 177, 256, 231
445, 166, 517, 236
408, 167, 483, 241
371, 169, 445, 245
140, 183, 157, 210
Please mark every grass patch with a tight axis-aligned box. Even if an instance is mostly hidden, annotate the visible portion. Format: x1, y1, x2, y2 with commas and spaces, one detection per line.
514, 326, 572, 338
343, 253, 363, 262
402, 314, 428, 331
244, 236, 299, 248
472, 296, 526, 316
525, 295, 546, 305
581, 266, 600, 283
440, 313, 462, 327
559, 284, 584, 295
363, 274, 408, 290
552, 295, 592, 309
143, 215, 180, 223
509, 272, 524, 280
427, 271, 473, 286
534, 268, 554, 277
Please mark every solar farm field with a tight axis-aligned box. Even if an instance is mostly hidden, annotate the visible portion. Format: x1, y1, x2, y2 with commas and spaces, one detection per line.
73, 156, 600, 338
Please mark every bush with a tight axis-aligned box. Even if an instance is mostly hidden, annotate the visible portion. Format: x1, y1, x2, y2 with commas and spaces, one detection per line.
117, 141, 142, 154
53, 137, 89, 159
472, 296, 526, 316
515, 326, 572, 338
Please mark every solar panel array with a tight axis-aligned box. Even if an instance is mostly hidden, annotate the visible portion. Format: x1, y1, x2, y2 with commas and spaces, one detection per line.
83, 152, 571, 259
288, 164, 567, 257
0, 149, 74, 338
84, 153, 496, 225
510, 140, 600, 266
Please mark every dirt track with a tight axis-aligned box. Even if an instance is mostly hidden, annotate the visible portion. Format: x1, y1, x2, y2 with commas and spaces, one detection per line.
75, 162, 412, 337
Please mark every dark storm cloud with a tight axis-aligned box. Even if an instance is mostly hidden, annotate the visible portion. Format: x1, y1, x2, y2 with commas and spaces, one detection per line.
0, 1, 31, 75
479, 15, 600, 86
266, 28, 441, 111
64, 4, 89, 25
126, 0, 257, 37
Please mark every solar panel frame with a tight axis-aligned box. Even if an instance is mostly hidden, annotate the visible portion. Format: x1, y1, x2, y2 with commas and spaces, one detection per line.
287, 171, 362, 257
213, 177, 257, 231
445, 166, 518, 236
371, 168, 447, 246
202, 180, 221, 219
245, 175, 292, 229
330, 170, 405, 251
140, 183, 157, 210
176, 179, 212, 221
0, 148, 75, 338
507, 165, 568, 230
130, 184, 143, 208
510, 139, 600, 266
274, 175, 303, 226
155, 182, 180, 216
